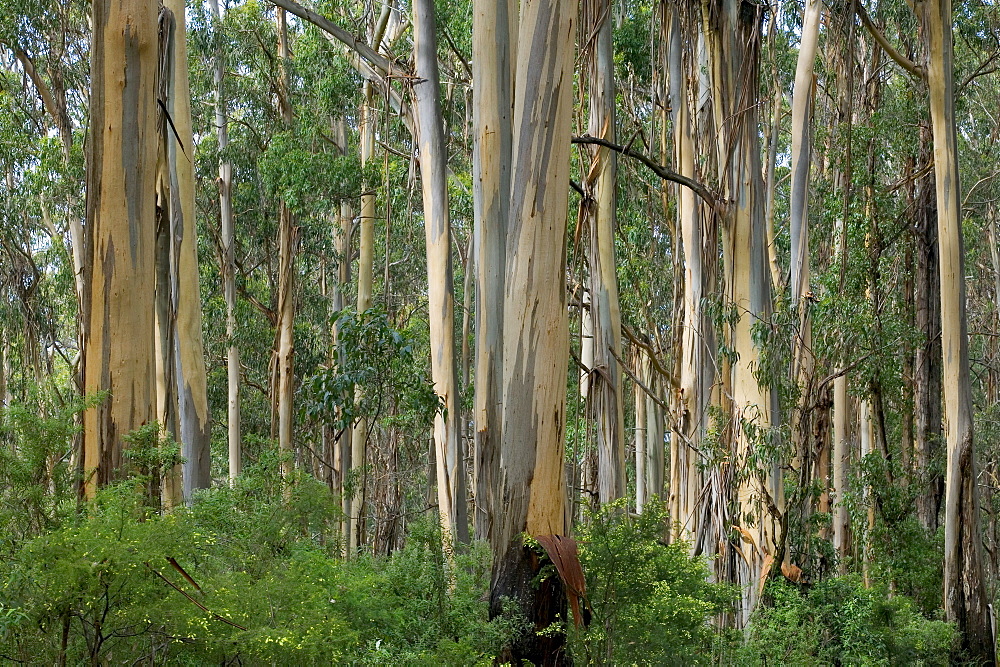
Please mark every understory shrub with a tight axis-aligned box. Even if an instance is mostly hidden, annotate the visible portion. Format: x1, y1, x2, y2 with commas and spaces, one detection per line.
740, 576, 956, 665
570, 498, 737, 665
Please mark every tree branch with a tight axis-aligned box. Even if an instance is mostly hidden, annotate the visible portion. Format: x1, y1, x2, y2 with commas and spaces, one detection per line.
571, 134, 718, 208
269, 0, 405, 78
853, 2, 923, 80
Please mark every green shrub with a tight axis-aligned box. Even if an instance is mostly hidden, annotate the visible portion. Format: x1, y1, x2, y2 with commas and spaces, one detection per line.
570, 498, 736, 665
0, 453, 506, 665
740, 577, 956, 665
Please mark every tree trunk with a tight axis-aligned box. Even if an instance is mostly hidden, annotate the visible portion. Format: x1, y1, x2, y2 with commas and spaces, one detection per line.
82, 0, 158, 496
913, 131, 943, 532
489, 0, 576, 659
159, 0, 211, 501
922, 0, 994, 659
635, 348, 648, 512
208, 0, 241, 485
583, 0, 625, 506
667, 4, 702, 545
275, 9, 297, 491
472, 0, 514, 543
412, 0, 468, 545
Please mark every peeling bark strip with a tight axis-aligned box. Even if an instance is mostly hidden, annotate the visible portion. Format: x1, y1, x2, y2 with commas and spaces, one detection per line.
83, 0, 159, 495
582, 0, 625, 505
156, 0, 212, 505
489, 0, 575, 660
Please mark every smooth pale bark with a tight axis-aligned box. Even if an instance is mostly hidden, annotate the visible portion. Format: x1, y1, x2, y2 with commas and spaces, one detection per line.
208, 0, 241, 484
859, 399, 874, 585
276, 9, 297, 488
583, 0, 625, 505
635, 349, 648, 512
159, 0, 212, 501
82, 0, 158, 496
789, 0, 821, 438
348, 81, 376, 555
489, 0, 575, 659
922, 0, 993, 658
832, 375, 849, 560
667, 6, 702, 545
471, 0, 514, 543
412, 0, 468, 545
646, 371, 665, 502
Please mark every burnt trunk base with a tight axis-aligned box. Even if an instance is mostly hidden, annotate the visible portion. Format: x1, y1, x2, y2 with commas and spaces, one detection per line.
490, 541, 571, 665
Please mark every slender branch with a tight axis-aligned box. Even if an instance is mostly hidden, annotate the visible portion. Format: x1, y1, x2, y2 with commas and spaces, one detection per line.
269, 0, 405, 78
853, 2, 923, 80
571, 134, 718, 208
146, 563, 248, 630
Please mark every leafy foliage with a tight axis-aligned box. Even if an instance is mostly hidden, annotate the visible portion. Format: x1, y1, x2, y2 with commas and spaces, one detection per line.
570, 499, 737, 665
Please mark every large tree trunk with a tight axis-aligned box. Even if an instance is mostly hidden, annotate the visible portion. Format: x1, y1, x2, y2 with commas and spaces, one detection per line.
667, 4, 702, 545
347, 80, 376, 555
412, 0, 468, 545
489, 0, 576, 659
922, 0, 994, 659
699, 0, 774, 622
583, 0, 625, 505
82, 0, 158, 496
472, 0, 514, 544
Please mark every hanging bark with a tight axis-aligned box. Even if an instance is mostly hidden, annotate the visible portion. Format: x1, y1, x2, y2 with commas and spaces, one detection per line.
82, 0, 158, 496
156, 0, 211, 502
412, 0, 468, 545
582, 0, 625, 505
489, 0, 576, 659
666, 2, 703, 545
921, 0, 994, 658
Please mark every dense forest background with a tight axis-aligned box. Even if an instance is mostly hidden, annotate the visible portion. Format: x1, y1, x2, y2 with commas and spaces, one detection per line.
0, 0, 999, 662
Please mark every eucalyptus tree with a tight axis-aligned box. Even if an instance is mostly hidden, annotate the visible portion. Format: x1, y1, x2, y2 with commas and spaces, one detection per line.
488, 0, 577, 659
921, 0, 992, 658
155, 0, 212, 504
581, 0, 625, 505
206, 0, 241, 484
411, 0, 468, 544
82, 0, 158, 495
471, 0, 513, 543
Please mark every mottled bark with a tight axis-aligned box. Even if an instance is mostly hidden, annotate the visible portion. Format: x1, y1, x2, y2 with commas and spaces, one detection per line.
82, 0, 159, 496
472, 0, 514, 543
489, 0, 576, 659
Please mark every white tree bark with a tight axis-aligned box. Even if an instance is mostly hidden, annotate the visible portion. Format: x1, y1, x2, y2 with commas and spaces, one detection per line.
412, 0, 468, 544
